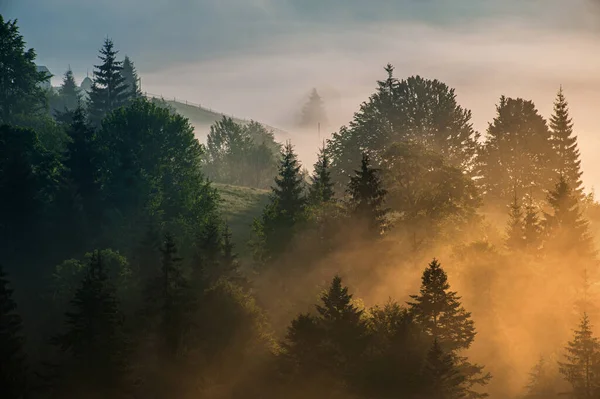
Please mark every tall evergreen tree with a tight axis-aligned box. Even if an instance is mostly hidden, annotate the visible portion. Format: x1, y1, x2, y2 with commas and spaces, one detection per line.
299, 88, 327, 128
525, 356, 557, 398
408, 259, 476, 352
63, 105, 100, 219
558, 314, 600, 399
549, 87, 583, 197
0, 16, 48, 123
544, 175, 595, 262
88, 38, 129, 126
121, 55, 141, 100
252, 142, 307, 260
346, 153, 388, 234
523, 194, 542, 251
308, 145, 335, 205
422, 339, 468, 399
0, 265, 27, 399
505, 192, 524, 251
52, 252, 129, 398
58, 68, 80, 112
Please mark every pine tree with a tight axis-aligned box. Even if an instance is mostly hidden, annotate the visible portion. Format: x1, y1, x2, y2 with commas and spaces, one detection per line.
523, 194, 542, 251
88, 38, 129, 126
157, 233, 192, 360
52, 251, 129, 397
346, 152, 388, 234
558, 314, 600, 399
252, 142, 307, 260
0, 265, 27, 399
408, 259, 476, 352
58, 68, 81, 112
121, 55, 141, 100
299, 88, 327, 128
525, 356, 556, 398
544, 175, 595, 262
308, 145, 335, 205
64, 104, 100, 219
505, 192, 524, 251
422, 339, 468, 399
192, 216, 223, 285
549, 87, 583, 197
220, 224, 240, 281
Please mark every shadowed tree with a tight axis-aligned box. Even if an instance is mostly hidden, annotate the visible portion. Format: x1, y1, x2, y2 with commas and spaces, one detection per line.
549, 87, 583, 198
505, 192, 524, 251
308, 145, 335, 205
0, 265, 28, 399
299, 88, 327, 129
422, 339, 468, 399
121, 55, 141, 100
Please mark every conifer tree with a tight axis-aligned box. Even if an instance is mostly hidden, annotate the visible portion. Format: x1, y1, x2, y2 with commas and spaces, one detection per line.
544, 175, 595, 261
525, 356, 557, 398
549, 87, 583, 197
252, 142, 306, 260
505, 192, 524, 251
0, 265, 27, 399
64, 105, 100, 219
58, 68, 80, 112
523, 195, 542, 251
308, 145, 335, 205
558, 314, 600, 399
408, 259, 476, 352
88, 38, 129, 126
422, 339, 467, 399
220, 225, 240, 281
299, 88, 327, 128
121, 55, 141, 100
192, 216, 223, 285
346, 153, 388, 234
52, 252, 129, 397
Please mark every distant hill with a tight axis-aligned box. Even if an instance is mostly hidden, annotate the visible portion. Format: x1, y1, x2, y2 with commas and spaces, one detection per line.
145, 93, 290, 139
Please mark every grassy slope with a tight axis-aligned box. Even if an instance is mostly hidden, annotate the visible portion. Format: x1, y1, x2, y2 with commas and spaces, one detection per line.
214, 183, 270, 256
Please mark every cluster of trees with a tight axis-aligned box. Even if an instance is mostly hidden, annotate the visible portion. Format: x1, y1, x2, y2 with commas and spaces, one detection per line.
3, 13, 600, 399
203, 117, 281, 189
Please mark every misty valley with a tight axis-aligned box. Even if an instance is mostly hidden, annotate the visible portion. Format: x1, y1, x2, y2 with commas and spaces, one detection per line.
4, 12, 600, 399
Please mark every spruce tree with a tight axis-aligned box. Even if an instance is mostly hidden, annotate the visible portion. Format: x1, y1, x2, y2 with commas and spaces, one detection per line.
299, 88, 327, 128
525, 356, 556, 398
58, 68, 80, 112
558, 313, 600, 399
408, 259, 476, 352
52, 251, 129, 397
220, 225, 240, 281
121, 55, 141, 100
252, 142, 306, 260
192, 216, 223, 285
523, 194, 542, 252
544, 175, 595, 262
308, 145, 335, 205
422, 339, 467, 399
64, 105, 100, 219
505, 192, 524, 251
549, 87, 583, 197
88, 38, 129, 126
346, 152, 388, 234
0, 265, 27, 399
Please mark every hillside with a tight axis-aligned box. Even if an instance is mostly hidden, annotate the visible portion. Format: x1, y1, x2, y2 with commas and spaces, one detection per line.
214, 183, 270, 255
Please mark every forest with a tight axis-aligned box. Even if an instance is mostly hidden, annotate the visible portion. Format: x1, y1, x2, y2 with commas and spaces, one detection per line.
3, 13, 600, 399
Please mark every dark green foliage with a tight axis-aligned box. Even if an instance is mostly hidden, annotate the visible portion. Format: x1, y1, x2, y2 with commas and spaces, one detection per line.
51, 68, 81, 118
422, 339, 468, 399
299, 88, 327, 128
204, 117, 279, 189
543, 175, 595, 261
549, 88, 583, 197
328, 65, 479, 184
478, 96, 554, 206
308, 146, 335, 205
408, 259, 476, 352
121, 56, 141, 99
558, 314, 600, 399
0, 265, 28, 399
0, 16, 48, 124
88, 38, 129, 126
346, 153, 388, 234
51, 252, 129, 398
252, 142, 306, 261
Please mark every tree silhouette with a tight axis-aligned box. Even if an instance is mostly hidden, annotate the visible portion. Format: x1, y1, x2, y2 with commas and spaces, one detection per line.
308, 145, 335, 205
299, 88, 327, 129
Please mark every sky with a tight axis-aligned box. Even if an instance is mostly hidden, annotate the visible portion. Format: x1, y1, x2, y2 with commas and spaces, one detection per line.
4, 0, 600, 190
